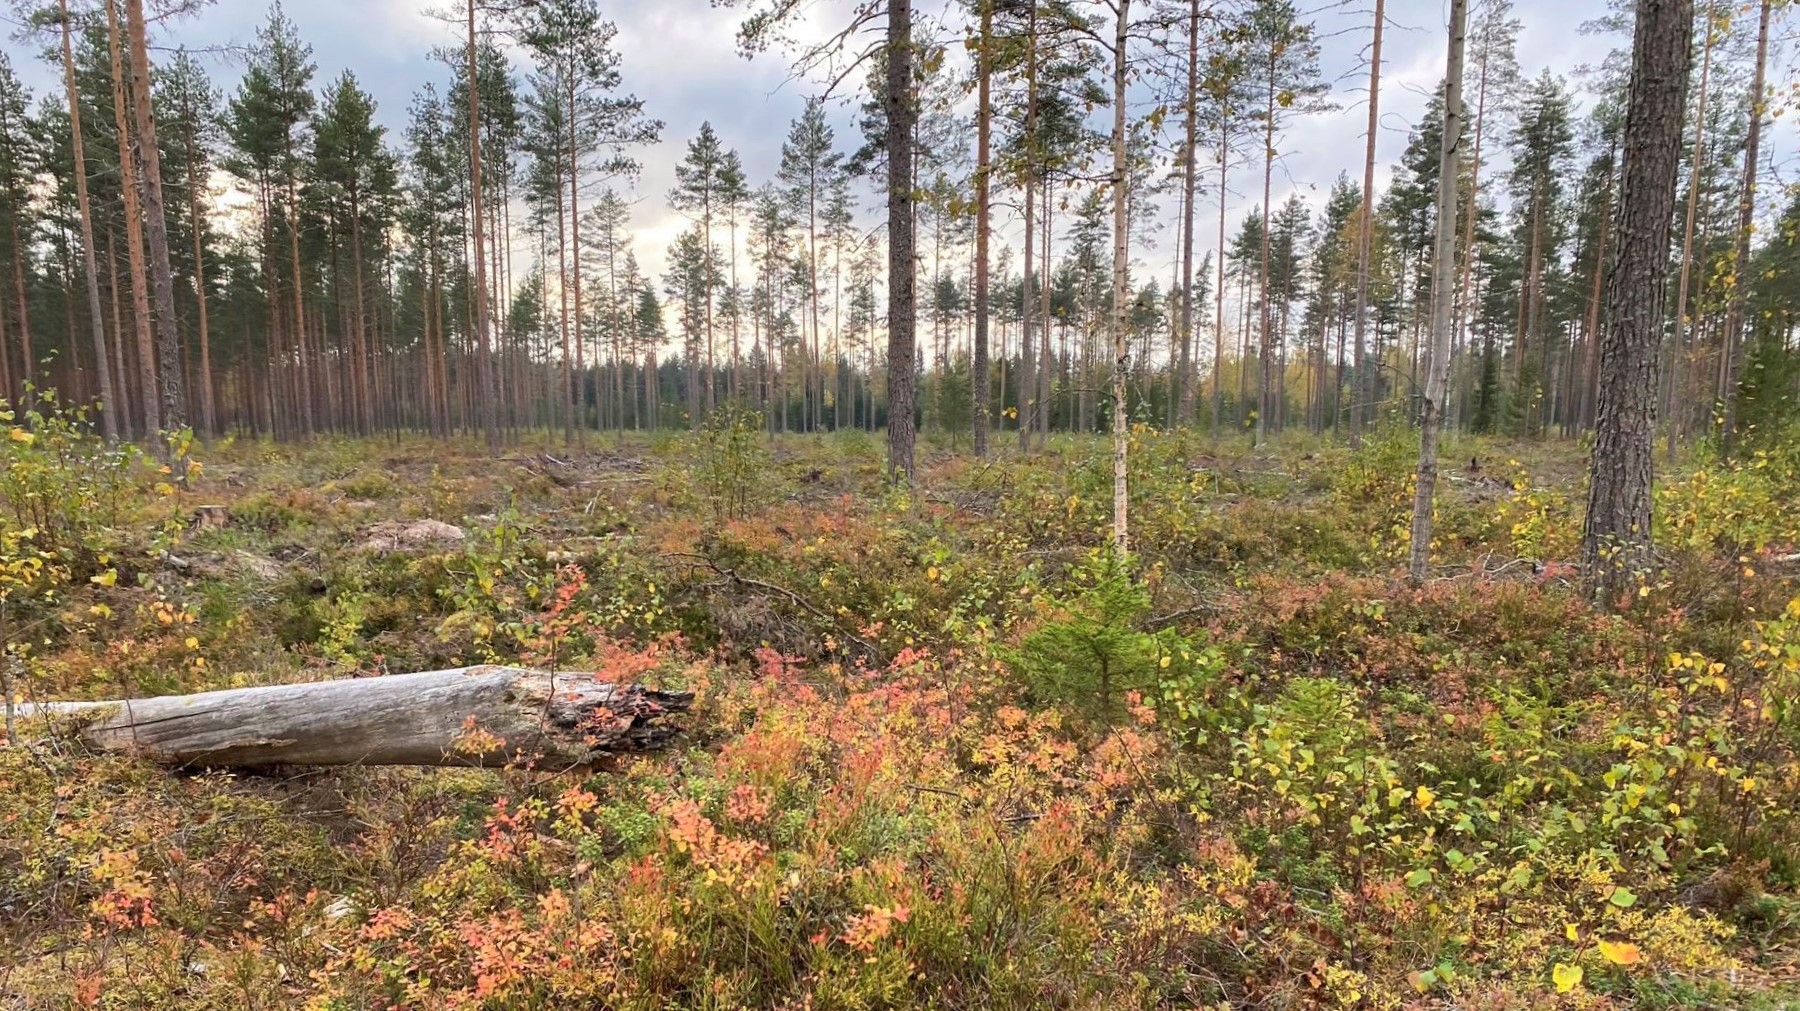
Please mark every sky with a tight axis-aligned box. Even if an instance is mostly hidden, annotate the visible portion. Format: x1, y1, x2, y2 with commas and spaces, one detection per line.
1, 0, 1781, 297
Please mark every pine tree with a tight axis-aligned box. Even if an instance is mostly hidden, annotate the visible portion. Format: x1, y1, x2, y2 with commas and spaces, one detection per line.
51, 0, 118, 438
0, 51, 37, 403
1245, 0, 1328, 447
1506, 72, 1574, 435
778, 99, 842, 434
227, 4, 316, 436
157, 49, 221, 437
314, 72, 393, 436
1200, 14, 1254, 441
1582, 0, 1693, 599
671, 122, 734, 423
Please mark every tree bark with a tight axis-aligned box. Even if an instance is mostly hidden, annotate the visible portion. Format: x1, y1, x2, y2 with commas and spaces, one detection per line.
181, 89, 216, 439
123, 0, 186, 432
1177, 0, 1200, 427
105, 0, 158, 439
1452, 33, 1488, 432
1408, 0, 1465, 584
27, 667, 692, 769
972, 0, 993, 456
885, 0, 917, 482
1213, 115, 1229, 445
1716, 0, 1769, 455
1664, 0, 1716, 460
1110, 0, 1132, 558
469, 0, 499, 453
60, 0, 118, 442
1578, 147, 1613, 431
1582, 0, 1693, 600
1018, 3, 1038, 453
567, 76, 585, 440
1350, 0, 1386, 448
1255, 51, 1276, 449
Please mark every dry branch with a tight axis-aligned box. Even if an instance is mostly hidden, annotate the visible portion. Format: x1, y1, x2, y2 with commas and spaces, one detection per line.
24, 666, 692, 769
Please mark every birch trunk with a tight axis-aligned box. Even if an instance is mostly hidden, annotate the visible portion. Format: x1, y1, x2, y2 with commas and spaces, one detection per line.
1408, 0, 1465, 583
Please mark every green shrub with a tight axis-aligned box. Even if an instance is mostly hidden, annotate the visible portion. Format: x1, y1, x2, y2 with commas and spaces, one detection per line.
693, 404, 771, 521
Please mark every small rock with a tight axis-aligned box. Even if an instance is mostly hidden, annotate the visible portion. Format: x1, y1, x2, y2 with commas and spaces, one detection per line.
232, 551, 285, 582
356, 519, 467, 554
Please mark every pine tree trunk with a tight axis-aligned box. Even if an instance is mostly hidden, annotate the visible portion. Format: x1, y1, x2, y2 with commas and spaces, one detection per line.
1177, 0, 1200, 427
885, 0, 918, 482
1018, 5, 1037, 453
1213, 121, 1229, 446
469, 0, 499, 452
60, 0, 118, 442
566, 77, 585, 440
1582, 0, 1694, 600
1110, 0, 1132, 559
1665, 2, 1716, 460
555, 133, 574, 443
105, 0, 158, 439
1717, 0, 1769, 454
183, 101, 216, 439
1408, 0, 1465, 583
1579, 151, 1613, 431
1256, 62, 1275, 449
1350, 0, 1386, 449
972, 0, 993, 456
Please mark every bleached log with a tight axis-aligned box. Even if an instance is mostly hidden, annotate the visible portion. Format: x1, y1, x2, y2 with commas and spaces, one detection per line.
25, 666, 692, 769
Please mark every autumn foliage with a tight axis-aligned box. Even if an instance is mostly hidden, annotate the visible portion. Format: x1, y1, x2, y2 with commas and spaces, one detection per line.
2, 420, 1798, 1008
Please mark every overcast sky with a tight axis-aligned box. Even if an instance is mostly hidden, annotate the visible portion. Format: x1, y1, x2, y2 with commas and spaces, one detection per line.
3, 0, 1790, 291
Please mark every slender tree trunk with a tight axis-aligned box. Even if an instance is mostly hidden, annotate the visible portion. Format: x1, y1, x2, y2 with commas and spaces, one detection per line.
1110, 0, 1133, 557
566, 77, 585, 439
1582, 0, 1693, 599
1177, 0, 1200, 427
1717, 0, 1769, 454
469, 0, 499, 452
886, 0, 917, 481
105, 0, 158, 439
1213, 120, 1229, 445
1038, 179, 1052, 446
349, 188, 373, 436
555, 133, 574, 443
106, 229, 133, 437
180, 95, 216, 439
1452, 40, 1489, 432
1408, 0, 1465, 583
6, 229, 31, 398
1350, 0, 1386, 448
972, 0, 993, 455
1579, 149, 1613, 431
1018, 4, 1038, 453
60, 0, 117, 441
1255, 57, 1276, 449
1665, 1, 1715, 460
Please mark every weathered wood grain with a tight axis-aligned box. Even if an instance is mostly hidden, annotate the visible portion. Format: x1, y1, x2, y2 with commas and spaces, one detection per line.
27, 666, 692, 769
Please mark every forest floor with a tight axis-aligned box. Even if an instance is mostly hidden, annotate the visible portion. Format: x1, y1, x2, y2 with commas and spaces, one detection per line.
4, 420, 1800, 1009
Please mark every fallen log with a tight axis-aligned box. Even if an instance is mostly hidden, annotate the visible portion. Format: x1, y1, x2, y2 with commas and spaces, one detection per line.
23, 666, 692, 769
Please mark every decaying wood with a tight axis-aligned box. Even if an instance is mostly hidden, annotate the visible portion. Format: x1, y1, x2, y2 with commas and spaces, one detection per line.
26, 666, 692, 769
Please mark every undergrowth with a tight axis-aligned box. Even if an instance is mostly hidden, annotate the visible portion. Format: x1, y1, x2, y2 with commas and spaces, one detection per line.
2, 410, 1798, 1009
